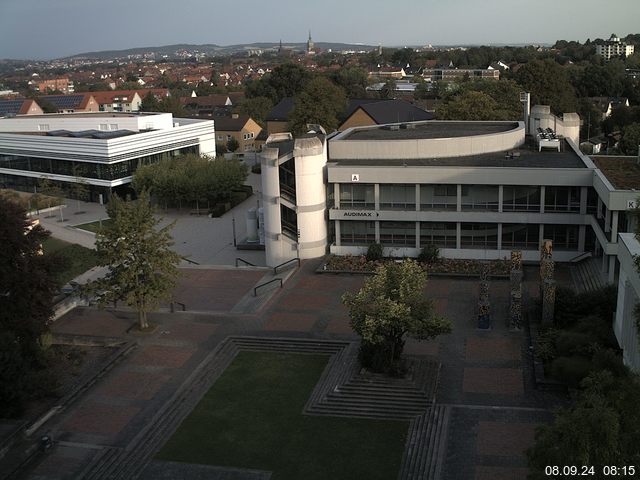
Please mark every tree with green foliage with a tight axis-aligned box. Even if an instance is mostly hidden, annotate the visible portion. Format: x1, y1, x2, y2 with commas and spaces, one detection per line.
246, 63, 313, 104
437, 90, 504, 121
236, 96, 274, 127
332, 66, 370, 98
619, 123, 640, 155
288, 77, 347, 134
139, 91, 161, 112
527, 370, 640, 479
85, 191, 180, 330
0, 197, 57, 416
226, 137, 240, 153
342, 260, 451, 373
514, 59, 577, 114
71, 164, 90, 213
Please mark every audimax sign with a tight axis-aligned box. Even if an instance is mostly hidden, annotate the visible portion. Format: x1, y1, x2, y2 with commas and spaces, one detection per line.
342, 211, 379, 217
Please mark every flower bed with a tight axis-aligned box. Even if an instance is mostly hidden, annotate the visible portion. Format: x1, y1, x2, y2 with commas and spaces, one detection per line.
322, 254, 510, 277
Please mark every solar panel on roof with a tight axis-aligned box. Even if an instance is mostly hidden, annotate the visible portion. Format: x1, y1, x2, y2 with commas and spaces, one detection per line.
0, 100, 24, 115
41, 95, 84, 109
46, 130, 72, 137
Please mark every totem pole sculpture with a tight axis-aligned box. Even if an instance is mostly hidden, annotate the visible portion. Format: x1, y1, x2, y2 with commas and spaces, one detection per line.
540, 239, 556, 325
477, 264, 491, 329
509, 250, 523, 330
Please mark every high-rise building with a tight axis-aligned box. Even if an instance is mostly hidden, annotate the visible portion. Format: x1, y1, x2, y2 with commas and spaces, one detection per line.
596, 34, 635, 60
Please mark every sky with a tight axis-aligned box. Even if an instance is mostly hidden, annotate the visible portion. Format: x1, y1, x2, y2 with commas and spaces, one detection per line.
0, 0, 639, 60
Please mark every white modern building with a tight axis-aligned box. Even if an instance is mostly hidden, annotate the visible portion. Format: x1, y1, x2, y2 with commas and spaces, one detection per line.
0, 112, 215, 201
596, 34, 635, 60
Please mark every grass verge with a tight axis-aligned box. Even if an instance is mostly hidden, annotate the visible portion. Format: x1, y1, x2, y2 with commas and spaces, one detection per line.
157, 351, 408, 480
42, 237, 99, 286
74, 219, 113, 233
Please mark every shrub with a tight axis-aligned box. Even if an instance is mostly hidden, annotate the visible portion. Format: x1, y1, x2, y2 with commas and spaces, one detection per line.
418, 244, 440, 264
591, 348, 626, 377
555, 331, 596, 357
550, 356, 593, 387
251, 163, 262, 174
366, 243, 384, 262
536, 328, 558, 362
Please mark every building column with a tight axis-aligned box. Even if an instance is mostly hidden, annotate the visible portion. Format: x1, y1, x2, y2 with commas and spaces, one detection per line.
597, 197, 603, 219
456, 185, 462, 212
335, 220, 341, 247
415, 184, 420, 212
579, 186, 588, 215
415, 221, 420, 249
578, 225, 586, 252
497, 223, 503, 250
334, 184, 340, 209
456, 222, 461, 249
539, 224, 545, 248
375, 221, 380, 243
374, 184, 380, 211
608, 255, 616, 284
539, 186, 545, 214
605, 208, 611, 233
602, 252, 608, 274
498, 185, 504, 213
611, 211, 619, 241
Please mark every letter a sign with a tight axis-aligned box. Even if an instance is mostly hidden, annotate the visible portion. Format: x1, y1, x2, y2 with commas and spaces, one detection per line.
351, 174, 360, 182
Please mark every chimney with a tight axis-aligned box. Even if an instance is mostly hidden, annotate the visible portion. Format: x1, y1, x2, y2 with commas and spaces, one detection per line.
232, 113, 239, 119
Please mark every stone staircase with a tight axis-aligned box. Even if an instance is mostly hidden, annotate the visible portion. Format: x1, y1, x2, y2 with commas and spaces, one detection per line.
571, 257, 607, 293
398, 405, 451, 480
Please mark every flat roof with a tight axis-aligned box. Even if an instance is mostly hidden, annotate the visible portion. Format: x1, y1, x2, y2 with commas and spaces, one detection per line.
343, 121, 519, 141
330, 140, 586, 169
0, 112, 159, 119
592, 155, 640, 190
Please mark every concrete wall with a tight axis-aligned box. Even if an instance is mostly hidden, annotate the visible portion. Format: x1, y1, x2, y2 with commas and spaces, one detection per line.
330, 121, 525, 160
615, 233, 640, 372
529, 106, 580, 146
0, 112, 175, 132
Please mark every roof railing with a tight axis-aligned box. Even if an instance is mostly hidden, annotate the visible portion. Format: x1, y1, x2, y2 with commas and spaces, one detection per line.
273, 257, 300, 275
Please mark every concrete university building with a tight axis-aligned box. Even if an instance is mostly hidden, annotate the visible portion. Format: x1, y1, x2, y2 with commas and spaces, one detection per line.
259, 107, 640, 372
0, 112, 216, 201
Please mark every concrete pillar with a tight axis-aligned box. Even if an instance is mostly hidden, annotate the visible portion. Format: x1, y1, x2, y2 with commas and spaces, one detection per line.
579, 186, 588, 215
540, 186, 545, 214
335, 220, 341, 247
605, 208, 611, 233
611, 211, 619, 242
261, 147, 284, 267
498, 185, 504, 213
597, 197, 603, 219
578, 225, 586, 252
457, 184, 462, 212
602, 253, 608, 274
375, 221, 380, 243
608, 255, 616, 284
415, 221, 420, 249
456, 222, 461, 249
334, 183, 340, 209
415, 184, 420, 212
374, 184, 380, 211
539, 224, 545, 249
497, 223, 503, 250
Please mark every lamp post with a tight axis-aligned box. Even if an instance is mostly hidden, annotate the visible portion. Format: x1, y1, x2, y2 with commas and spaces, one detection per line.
232, 215, 237, 247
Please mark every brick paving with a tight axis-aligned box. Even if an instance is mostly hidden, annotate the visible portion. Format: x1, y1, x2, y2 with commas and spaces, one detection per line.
20, 262, 568, 480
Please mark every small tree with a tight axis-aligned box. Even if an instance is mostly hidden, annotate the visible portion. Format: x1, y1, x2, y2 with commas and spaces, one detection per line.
342, 260, 451, 373
71, 165, 90, 213
85, 191, 180, 329
227, 137, 240, 153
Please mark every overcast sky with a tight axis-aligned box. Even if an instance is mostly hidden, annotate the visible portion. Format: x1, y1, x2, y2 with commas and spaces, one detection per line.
0, 0, 638, 60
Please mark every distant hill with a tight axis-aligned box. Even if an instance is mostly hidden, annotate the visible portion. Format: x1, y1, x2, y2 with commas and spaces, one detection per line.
63, 42, 380, 60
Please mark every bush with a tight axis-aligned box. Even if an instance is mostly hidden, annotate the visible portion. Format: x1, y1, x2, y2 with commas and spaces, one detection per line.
554, 285, 617, 328
366, 243, 384, 262
418, 244, 440, 263
251, 163, 262, 174
591, 348, 626, 377
555, 331, 597, 357
550, 356, 593, 387
358, 340, 407, 376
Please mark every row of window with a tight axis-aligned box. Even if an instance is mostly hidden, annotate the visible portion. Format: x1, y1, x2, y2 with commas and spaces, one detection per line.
339, 221, 579, 250
337, 184, 589, 213
0, 146, 198, 181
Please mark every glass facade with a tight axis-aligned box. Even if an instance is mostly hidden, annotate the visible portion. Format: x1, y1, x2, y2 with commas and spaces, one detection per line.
420, 184, 457, 210
0, 146, 198, 182
380, 221, 415, 247
340, 184, 374, 209
461, 185, 499, 211
278, 159, 296, 203
380, 184, 415, 210
503, 186, 541, 212
502, 224, 540, 249
543, 224, 579, 250
420, 222, 457, 248
280, 204, 298, 240
340, 221, 376, 246
460, 223, 499, 249
544, 186, 580, 212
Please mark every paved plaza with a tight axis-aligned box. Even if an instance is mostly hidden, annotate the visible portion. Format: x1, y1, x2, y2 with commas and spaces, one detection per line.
13, 260, 566, 480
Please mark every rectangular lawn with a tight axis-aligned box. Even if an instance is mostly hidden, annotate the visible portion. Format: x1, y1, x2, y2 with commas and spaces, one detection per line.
157, 351, 408, 480
42, 237, 98, 285
74, 218, 113, 233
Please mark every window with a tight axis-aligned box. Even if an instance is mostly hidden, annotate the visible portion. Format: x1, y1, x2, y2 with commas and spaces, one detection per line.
38, 124, 49, 131
544, 186, 580, 212
217, 135, 223, 141
544, 224, 579, 250
420, 222, 456, 248
421, 184, 457, 210
460, 223, 498, 249
380, 184, 415, 210
281, 205, 298, 240
502, 224, 539, 249
461, 185, 499, 211
226, 135, 232, 141
99, 124, 108, 131
109, 124, 118, 130
340, 221, 376, 246
380, 222, 416, 247
503, 186, 540, 212
339, 184, 374, 209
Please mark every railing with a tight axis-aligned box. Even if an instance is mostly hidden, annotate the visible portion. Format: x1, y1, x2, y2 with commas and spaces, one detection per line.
170, 301, 186, 312
181, 256, 200, 265
569, 251, 592, 263
254, 278, 283, 296
274, 257, 300, 275
235, 257, 256, 267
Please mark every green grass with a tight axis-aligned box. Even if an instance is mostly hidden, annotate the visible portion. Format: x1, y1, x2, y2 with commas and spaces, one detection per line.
42, 237, 99, 285
157, 352, 408, 480
74, 218, 113, 233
